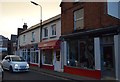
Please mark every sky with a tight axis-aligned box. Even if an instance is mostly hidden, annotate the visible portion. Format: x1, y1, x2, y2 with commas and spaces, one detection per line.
0, 0, 119, 39
108, 2, 120, 19
0, 0, 61, 39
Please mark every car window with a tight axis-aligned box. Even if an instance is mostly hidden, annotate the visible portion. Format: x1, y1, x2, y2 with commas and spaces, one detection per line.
5, 57, 10, 60
11, 56, 25, 61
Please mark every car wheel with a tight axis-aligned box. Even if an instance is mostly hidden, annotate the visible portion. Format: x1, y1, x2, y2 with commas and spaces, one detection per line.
9, 66, 13, 73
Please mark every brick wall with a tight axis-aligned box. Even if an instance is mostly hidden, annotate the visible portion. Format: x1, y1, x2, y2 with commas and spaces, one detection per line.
61, 2, 119, 35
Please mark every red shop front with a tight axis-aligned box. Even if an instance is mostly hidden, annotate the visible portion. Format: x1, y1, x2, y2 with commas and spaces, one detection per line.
38, 40, 61, 70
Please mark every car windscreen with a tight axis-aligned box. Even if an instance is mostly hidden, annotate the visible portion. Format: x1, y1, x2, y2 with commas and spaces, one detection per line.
11, 57, 25, 61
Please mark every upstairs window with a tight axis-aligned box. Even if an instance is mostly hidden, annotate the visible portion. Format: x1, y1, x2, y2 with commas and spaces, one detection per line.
43, 27, 48, 38
74, 8, 84, 30
0, 41, 3, 46
51, 24, 56, 36
23, 35, 25, 43
32, 32, 35, 42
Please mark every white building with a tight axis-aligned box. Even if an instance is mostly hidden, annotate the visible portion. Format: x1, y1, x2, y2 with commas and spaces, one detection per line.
17, 23, 40, 66
38, 14, 62, 72
18, 14, 62, 72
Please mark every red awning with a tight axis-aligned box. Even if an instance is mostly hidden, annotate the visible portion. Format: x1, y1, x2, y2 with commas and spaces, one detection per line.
38, 40, 61, 49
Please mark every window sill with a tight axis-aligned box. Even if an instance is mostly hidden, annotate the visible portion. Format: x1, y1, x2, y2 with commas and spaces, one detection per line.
31, 40, 35, 42
42, 37, 48, 40
50, 35, 57, 38
43, 64, 53, 66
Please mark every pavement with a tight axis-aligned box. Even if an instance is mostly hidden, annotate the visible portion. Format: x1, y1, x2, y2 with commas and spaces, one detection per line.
30, 65, 97, 81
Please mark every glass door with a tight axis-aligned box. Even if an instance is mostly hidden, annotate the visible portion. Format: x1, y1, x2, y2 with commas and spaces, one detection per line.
101, 36, 115, 79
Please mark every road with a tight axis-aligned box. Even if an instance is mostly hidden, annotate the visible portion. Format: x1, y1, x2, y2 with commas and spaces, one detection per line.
3, 69, 73, 81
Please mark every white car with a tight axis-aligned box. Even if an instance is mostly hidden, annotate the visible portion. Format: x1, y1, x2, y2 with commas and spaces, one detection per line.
1, 55, 29, 72
0, 64, 3, 82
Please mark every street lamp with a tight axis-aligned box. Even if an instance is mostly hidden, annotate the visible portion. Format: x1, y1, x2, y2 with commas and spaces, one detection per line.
30, 1, 42, 28
30, 1, 42, 67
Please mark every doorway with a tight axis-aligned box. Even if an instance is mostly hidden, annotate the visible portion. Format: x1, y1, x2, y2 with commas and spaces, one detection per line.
54, 49, 61, 72
102, 45, 115, 79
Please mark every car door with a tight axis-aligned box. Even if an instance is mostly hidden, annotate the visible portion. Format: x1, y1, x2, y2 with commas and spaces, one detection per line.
2, 57, 10, 69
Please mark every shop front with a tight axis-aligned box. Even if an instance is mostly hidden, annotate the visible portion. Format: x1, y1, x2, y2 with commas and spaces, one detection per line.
62, 25, 120, 80
63, 36, 101, 79
19, 44, 39, 66
39, 40, 62, 72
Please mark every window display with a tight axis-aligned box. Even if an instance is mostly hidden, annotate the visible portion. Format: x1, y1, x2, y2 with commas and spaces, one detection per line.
67, 38, 95, 69
43, 50, 53, 65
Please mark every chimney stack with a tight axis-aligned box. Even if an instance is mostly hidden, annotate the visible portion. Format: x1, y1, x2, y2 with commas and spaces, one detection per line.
23, 23, 28, 30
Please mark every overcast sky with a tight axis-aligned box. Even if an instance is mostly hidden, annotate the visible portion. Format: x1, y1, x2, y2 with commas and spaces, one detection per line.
0, 0, 61, 39
0, 0, 119, 39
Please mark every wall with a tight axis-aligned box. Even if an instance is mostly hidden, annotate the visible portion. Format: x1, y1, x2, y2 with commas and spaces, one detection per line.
19, 27, 40, 47
42, 19, 61, 42
61, 2, 119, 35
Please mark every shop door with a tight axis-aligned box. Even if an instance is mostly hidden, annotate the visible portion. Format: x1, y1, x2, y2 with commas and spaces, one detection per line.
102, 45, 115, 79
54, 50, 61, 72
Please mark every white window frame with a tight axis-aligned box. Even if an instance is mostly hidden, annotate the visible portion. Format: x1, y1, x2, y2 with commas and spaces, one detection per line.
32, 32, 35, 42
43, 27, 48, 38
0, 41, 3, 47
51, 24, 56, 37
74, 0, 80, 2
74, 8, 84, 30
23, 35, 25, 43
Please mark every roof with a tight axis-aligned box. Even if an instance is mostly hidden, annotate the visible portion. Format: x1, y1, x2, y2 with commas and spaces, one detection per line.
0, 35, 9, 40
5, 55, 19, 58
10, 34, 17, 42
20, 14, 61, 35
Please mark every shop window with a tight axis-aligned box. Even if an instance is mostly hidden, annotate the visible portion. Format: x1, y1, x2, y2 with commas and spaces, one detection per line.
74, 8, 84, 30
27, 49, 30, 63
30, 48, 38, 63
68, 40, 78, 67
67, 38, 95, 69
43, 50, 53, 65
79, 39, 94, 69
22, 49, 26, 61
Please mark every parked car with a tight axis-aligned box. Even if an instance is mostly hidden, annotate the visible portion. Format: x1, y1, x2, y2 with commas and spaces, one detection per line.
0, 64, 3, 82
1, 55, 29, 72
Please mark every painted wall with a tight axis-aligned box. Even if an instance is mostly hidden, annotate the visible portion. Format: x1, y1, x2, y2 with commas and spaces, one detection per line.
18, 27, 40, 47
42, 19, 61, 42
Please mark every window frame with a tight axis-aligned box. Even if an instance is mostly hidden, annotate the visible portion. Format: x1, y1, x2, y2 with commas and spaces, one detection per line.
51, 24, 56, 37
31, 32, 35, 42
43, 27, 48, 38
23, 35, 25, 43
74, 8, 84, 30
67, 38, 95, 69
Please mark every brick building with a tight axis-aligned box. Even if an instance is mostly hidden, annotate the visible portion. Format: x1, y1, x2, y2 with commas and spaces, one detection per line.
60, 2, 120, 80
